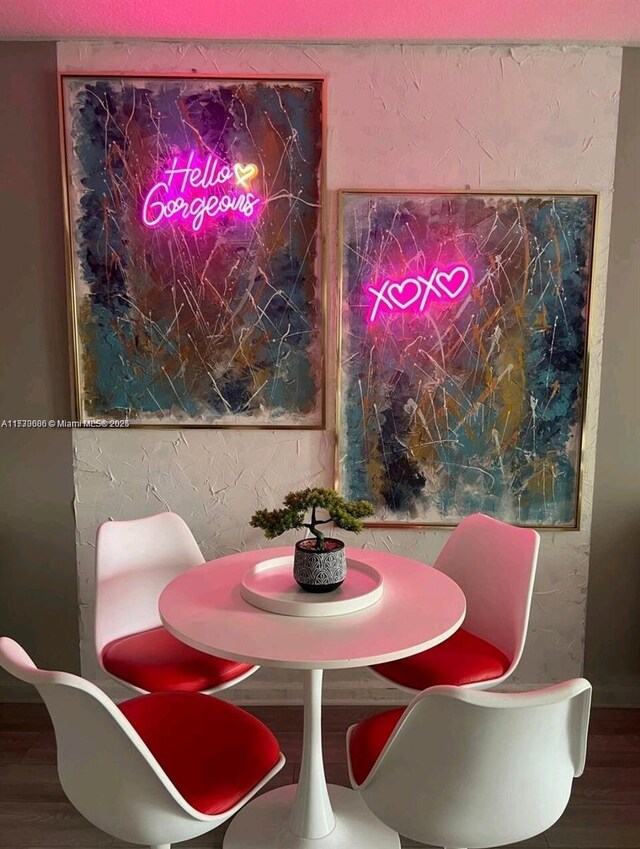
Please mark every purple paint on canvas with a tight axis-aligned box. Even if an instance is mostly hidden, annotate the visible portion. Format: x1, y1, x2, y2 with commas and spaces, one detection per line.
65, 77, 323, 425
339, 193, 595, 527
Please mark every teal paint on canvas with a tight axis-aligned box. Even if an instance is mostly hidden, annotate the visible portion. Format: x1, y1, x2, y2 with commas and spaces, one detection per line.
338, 193, 596, 527
62, 76, 324, 426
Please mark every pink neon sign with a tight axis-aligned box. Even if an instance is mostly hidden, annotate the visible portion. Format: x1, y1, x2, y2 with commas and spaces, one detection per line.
142, 150, 263, 233
366, 264, 473, 323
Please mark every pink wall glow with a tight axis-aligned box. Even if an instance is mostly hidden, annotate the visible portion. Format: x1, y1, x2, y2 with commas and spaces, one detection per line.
1, 0, 639, 43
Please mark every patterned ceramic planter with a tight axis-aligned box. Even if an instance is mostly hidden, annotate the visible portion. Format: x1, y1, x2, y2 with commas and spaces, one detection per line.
293, 538, 346, 593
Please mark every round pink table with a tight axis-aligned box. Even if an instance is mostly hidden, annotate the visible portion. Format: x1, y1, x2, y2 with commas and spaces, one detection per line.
159, 546, 466, 849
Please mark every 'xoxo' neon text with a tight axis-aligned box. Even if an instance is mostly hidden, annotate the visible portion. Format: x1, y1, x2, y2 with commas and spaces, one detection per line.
142, 150, 263, 233
366, 264, 473, 323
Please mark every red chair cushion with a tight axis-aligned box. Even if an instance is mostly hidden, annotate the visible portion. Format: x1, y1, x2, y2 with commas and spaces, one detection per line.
102, 626, 254, 693
120, 691, 281, 815
371, 628, 510, 690
348, 707, 405, 785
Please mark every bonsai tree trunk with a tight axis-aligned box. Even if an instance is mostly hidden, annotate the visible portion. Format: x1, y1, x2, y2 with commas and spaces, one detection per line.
307, 507, 325, 551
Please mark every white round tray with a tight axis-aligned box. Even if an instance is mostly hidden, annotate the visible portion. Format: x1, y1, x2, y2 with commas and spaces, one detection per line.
240, 555, 383, 617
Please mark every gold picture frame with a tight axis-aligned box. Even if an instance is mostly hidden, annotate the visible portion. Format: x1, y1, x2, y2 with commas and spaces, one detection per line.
59, 73, 327, 429
335, 189, 599, 530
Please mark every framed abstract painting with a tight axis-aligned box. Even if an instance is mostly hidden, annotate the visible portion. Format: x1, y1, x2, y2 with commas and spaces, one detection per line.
337, 191, 597, 528
60, 74, 325, 427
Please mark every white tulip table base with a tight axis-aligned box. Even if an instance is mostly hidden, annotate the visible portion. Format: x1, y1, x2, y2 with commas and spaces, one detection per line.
160, 550, 466, 849
222, 784, 400, 848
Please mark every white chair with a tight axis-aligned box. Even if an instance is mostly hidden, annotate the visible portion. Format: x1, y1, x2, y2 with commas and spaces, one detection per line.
96, 512, 258, 694
0, 637, 284, 849
371, 513, 539, 691
347, 680, 592, 849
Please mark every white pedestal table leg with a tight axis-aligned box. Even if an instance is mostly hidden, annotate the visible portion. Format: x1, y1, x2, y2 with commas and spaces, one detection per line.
223, 668, 400, 848
288, 669, 335, 837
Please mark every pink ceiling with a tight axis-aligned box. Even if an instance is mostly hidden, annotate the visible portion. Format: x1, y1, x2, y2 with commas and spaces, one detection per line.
0, 0, 639, 42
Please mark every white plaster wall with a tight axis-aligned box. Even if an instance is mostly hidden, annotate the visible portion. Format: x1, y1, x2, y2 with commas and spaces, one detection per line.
58, 42, 621, 703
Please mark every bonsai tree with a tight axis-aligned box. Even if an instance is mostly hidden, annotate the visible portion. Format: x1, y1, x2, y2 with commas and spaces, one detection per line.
250, 487, 375, 551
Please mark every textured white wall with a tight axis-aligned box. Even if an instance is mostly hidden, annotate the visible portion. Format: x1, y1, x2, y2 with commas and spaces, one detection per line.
58, 42, 622, 703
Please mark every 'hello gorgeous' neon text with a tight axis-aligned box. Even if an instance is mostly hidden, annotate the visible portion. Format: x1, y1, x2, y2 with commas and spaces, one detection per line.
366, 264, 473, 323
142, 150, 263, 233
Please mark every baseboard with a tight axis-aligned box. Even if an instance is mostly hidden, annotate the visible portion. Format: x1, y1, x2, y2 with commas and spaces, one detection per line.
95, 677, 413, 705
225, 679, 412, 705
95, 676, 575, 705
7, 674, 637, 707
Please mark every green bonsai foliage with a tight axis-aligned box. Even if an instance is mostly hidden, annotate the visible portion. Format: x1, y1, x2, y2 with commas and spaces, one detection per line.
250, 487, 375, 551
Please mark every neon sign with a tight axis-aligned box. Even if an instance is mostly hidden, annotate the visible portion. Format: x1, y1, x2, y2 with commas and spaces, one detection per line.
142, 149, 263, 233
366, 264, 473, 323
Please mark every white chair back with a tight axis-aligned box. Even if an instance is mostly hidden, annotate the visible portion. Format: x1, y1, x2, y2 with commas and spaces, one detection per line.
0, 637, 225, 846
353, 680, 591, 848
95, 512, 204, 654
434, 513, 539, 673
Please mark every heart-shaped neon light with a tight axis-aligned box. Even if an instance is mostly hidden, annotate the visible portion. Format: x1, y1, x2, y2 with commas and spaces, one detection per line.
365, 263, 474, 324
386, 278, 422, 310
142, 150, 264, 232
234, 162, 259, 188
435, 266, 470, 299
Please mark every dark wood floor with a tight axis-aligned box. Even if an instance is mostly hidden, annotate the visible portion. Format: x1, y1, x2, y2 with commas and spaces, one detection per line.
0, 703, 638, 848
